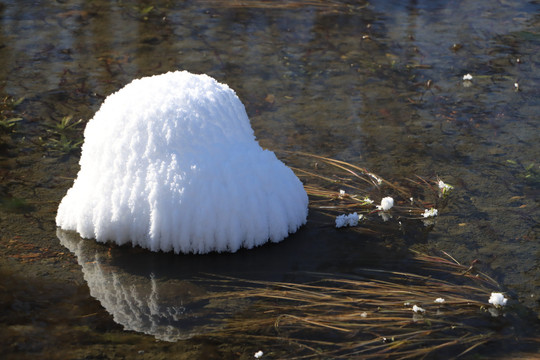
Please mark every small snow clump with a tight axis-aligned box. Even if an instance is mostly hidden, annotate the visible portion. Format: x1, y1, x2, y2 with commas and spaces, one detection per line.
423, 208, 438, 218
56, 71, 308, 254
438, 180, 453, 195
412, 305, 425, 313
463, 73, 473, 81
434, 298, 445, 304
335, 213, 360, 228
488, 292, 508, 307
377, 197, 394, 211
254, 350, 264, 358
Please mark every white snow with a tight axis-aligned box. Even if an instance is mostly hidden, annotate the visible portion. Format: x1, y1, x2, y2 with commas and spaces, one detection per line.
56, 71, 308, 254
423, 208, 438, 218
488, 292, 508, 307
438, 180, 453, 194
376, 196, 394, 211
335, 212, 360, 228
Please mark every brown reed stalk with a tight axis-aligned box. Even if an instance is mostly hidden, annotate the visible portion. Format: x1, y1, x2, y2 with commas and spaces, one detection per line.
192, 153, 536, 357
280, 151, 447, 225
197, 251, 522, 359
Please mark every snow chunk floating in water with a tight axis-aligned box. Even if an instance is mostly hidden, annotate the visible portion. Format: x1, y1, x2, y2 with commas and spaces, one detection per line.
56, 71, 308, 254
376, 196, 394, 211
488, 292, 508, 307
423, 208, 438, 218
335, 212, 361, 228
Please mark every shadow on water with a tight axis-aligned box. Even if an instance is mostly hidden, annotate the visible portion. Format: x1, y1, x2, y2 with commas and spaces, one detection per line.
0, 266, 123, 359
54, 222, 540, 358
51, 202, 419, 340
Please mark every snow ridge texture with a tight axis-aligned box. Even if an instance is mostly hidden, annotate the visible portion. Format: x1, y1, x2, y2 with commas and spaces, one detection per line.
56, 71, 308, 254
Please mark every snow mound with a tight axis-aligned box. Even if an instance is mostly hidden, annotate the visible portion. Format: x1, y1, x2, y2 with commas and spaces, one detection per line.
56, 71, 308, 254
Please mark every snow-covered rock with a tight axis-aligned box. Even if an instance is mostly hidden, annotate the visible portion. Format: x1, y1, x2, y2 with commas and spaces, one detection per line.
56, 71, 308, 254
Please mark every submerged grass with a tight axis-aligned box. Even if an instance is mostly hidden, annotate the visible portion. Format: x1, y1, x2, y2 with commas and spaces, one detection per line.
201, 251, 531, 359
281, 151, 449, 234
41, 115, 84, 155
192, 153, 537, 357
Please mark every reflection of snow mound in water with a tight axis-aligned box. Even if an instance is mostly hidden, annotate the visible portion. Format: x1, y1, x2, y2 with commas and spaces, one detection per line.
57, 229, 237, 341
56, 71, 308, 254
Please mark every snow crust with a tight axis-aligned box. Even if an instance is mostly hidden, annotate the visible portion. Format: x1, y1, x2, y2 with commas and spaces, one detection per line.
56, 71, 308, 254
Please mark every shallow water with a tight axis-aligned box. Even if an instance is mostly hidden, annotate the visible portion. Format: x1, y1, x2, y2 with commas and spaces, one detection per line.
1, 0, 539, 358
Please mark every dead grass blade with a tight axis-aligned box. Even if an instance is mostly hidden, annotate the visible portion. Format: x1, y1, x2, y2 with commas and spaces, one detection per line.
196, 251, 529, 359
278, 151, 452, 234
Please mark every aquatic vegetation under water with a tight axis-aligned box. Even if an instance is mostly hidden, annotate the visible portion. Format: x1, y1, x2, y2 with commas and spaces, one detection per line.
41, 115, 84, 155
281, 151, 452, 236
0, 95, 24, 133
200, 251, 540, 359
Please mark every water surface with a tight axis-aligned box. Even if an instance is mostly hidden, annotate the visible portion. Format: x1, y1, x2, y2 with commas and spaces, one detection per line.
1, 0, 539, 358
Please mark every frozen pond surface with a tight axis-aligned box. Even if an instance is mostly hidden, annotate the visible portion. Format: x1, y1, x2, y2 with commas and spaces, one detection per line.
1, 0, 539, 358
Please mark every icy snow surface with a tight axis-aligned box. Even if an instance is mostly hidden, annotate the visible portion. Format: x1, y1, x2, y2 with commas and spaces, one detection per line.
56, 71, 308, 254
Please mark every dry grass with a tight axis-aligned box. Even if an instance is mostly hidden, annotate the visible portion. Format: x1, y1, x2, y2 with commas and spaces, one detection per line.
190, 153, 537, 358
199, 251, 523, 359
283, 152, 448, 230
